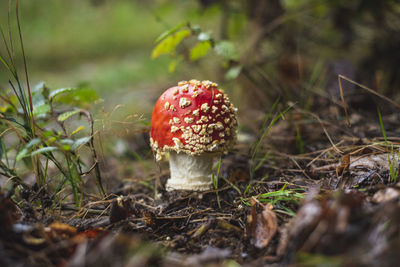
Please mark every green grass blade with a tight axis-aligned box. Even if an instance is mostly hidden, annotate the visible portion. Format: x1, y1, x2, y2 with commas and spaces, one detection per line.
377, 108, 387, 143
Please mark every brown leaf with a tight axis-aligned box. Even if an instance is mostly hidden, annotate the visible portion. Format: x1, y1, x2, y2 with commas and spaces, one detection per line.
75, 227, 105, 239
46, 221, 77, 241
336, 153, 350, 176
217, 220, 242, 233
248, 198, 278, 249
48, 221, 77, 236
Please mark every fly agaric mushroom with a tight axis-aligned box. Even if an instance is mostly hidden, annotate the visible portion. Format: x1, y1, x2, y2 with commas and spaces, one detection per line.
150, 79, 237, 191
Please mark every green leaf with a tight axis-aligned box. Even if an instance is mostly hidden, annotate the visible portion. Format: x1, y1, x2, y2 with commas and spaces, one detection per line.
32, 83, 50, 118
31, 146, 58, 156
152, 29, 191, 59
61, 139, 75, 146
57, 109, 81, 122
67, 157, 83, 206
33, 103, 50, 117
49, 87, 77, 100
33, 82, 46, 93
214, 41, 239, 61
0, 54, 12, 73
190, 41, 212, 61
225, 65, 242, 80
71, 125, 85, 136
140, 120, 151, 127
155, 21, 186, 44
53, 87, 99, 106
26, 138, 41, 148
16, 148, 28, 161
43, 130, 55, 138
168, 59, 178, 73
0, 137, 9, 167
72, 136, 91, 150
0, 104, 11, 113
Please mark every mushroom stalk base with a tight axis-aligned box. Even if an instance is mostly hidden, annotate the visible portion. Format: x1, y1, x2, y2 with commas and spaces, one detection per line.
166, 152, 214, 191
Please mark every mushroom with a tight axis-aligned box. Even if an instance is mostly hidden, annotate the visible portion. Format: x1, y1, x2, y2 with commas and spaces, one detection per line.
150, 79, 237, 191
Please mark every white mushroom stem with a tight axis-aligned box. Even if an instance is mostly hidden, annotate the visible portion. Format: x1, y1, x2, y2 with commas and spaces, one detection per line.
166, 152, 215, 191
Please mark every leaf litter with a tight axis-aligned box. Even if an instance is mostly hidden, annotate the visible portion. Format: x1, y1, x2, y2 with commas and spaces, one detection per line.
2, 112, 400, 267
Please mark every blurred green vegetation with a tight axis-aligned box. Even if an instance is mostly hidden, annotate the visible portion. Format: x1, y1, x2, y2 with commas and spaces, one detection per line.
1, 0, 400, 111
0, 0, 224, 114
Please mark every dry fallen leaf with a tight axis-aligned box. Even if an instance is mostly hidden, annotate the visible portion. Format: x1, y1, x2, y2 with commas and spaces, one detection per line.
73, 227, 105, 244
48, 221, 77, 237
248, 198, 278, 249
336, 153, 350, 177
43, 221, 78, 242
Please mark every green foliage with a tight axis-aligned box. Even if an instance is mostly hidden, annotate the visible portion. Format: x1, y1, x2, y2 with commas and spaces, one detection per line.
0, 80, 104, 205
378, 108, 400, 183
243, 184, 305, 216
30, 146, 58, 157
154, 21, 187, 44
377, 108, 387, 141
49, 87, 78, 100
51, 86, 99, 107
0, 5, 104, 206
225, 65, 242, 80
32, 103, 50, 117
57, 109, 81, 122
151, 22, 240, 73
152, 28, 191, 59
190, 41, 212, 61
212, 156, 222, 208
214, 41, 238, 61
257, 185, 304, 204
249, 101, 296, 180
71, 136, 91, 150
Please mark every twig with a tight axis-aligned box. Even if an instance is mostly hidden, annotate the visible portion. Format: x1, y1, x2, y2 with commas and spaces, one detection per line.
80, 109, 105, 197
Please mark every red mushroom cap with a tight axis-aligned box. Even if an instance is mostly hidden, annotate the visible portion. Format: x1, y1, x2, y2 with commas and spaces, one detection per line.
150, 80, 237, 160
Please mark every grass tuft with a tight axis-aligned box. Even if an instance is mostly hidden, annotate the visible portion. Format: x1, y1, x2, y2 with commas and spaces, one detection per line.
0, 2, 105, 207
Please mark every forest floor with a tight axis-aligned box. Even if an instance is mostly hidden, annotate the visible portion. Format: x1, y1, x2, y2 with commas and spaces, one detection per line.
1, 90, 400, 267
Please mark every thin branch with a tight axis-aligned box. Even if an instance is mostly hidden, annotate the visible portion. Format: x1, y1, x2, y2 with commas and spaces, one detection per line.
80, 109, 105, 197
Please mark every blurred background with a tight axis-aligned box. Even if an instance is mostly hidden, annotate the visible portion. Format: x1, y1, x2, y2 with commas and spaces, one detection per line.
1, 0, 399, 109
1, 0, 400, 187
